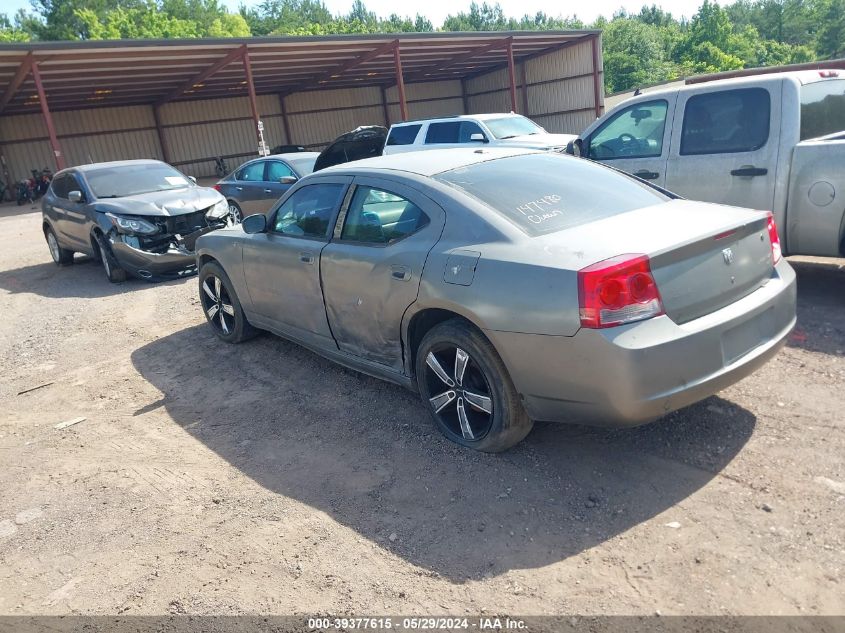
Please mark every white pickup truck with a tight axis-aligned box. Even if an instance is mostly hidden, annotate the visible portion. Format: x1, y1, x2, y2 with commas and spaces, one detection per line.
570, 70, 845, 258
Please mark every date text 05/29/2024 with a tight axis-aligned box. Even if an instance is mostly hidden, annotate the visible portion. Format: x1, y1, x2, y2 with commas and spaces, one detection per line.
308, 617, 527, 630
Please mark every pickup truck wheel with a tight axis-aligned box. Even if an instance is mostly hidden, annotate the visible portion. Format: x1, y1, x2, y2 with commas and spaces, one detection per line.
94, 233, 126, 283
199, 262, 257, 343
415, 319, 533, 453
45, 226, 74, 266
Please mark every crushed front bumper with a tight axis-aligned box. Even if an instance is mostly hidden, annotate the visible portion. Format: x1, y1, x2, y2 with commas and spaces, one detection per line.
485, 259, 797, 427
108, 225, 219, 280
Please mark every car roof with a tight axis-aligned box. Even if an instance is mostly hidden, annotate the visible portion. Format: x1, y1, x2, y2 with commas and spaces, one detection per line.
391, 112, 520, 126
72, 159, 167, 173
320, 147, 539, 177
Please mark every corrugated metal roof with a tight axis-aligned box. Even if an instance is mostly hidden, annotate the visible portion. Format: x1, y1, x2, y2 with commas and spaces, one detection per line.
0, 31, 598, 115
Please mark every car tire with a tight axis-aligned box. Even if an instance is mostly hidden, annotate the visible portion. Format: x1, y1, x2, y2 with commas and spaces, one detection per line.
227, 200, 243, 226
198, 261, 257, 343
45, 226, 74, 266
94, 232, 127, 283
415, 318, 533, 452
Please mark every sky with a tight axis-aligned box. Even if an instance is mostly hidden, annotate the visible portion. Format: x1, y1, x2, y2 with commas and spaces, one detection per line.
2, 0, 707, 26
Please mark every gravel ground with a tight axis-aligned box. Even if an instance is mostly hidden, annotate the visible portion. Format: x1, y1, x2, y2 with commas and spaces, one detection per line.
0, 201, 843, 616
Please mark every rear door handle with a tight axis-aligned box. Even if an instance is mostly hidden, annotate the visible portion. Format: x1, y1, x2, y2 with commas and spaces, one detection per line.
390, 265, 411, 281
299, 252, 314, 264
731, 166, 768, 177
634, 170, 660, 180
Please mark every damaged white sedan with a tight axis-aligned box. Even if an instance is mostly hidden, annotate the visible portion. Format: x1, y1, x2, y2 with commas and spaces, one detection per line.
42, 159, 230, 282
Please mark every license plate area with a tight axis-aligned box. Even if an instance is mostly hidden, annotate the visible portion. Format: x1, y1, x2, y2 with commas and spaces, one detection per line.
721, 307, 775, 365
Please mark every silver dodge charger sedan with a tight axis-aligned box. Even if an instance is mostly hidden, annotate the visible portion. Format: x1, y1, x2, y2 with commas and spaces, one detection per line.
195, 148, 796, 452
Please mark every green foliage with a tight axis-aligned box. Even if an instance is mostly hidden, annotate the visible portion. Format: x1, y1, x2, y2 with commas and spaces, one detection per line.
0, 0, 837, 94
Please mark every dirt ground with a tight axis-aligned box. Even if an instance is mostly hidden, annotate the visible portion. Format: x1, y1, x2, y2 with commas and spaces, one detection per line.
0, 200, 843, 617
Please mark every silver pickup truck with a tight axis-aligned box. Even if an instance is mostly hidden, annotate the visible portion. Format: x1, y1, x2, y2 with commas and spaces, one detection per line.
570, 70, 845, 258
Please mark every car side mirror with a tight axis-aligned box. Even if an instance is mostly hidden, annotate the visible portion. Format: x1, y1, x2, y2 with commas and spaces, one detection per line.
188, 176, 197, 184
469, 133, 488, 143
68, 190, 84, 203
280, 176, 297, 184
567, 138, 583, 157
242, 213, 267, 234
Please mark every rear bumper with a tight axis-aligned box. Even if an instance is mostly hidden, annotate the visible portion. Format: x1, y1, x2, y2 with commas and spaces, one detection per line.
486, 259, 797, 426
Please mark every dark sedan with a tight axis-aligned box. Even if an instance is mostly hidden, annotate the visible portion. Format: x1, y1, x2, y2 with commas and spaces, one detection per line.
215, 152, 318, 223
42, 159, 229, 282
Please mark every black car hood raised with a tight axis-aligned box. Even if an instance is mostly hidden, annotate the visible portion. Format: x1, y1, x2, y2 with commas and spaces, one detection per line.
313, 125, 387, 171
92, 186, 223, 217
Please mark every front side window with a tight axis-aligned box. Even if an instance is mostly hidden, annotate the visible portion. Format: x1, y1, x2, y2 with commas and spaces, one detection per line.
341, 186, 429, 244
425, 122, 461, 144
85, 163, 191, 198
588, 100, 668, 160
237, 161, 265, 181
51, 174, 70, 199
800, 79, 845, 140
272, 183, 345, 239
436, 153, 668, 237
386, 124, 422, 146
681, 88, 770, 155
266, 161, 295, 181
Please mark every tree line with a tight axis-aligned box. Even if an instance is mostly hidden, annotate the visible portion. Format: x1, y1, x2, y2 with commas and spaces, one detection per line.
2, 0, 843, 94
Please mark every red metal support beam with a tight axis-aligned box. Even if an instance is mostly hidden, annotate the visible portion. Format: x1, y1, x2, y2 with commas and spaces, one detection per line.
278, 94, 293, 144
591, 34, 603, 119
242, 47, 261, 146
0, 52, 34, 115
157, 45, 246, 105
506, 37, 518, 112
394, 42, 408, 122
152, 104, 170, 163
31, 61, 66, 171
380, 86, 390, 127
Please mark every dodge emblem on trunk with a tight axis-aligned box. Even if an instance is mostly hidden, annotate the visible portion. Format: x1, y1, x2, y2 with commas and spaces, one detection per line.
722, 247, 734, 265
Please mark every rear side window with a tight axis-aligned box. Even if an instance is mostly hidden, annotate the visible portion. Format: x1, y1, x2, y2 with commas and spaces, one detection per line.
436, 153, 667, 237
236, 161, 265, 181
681, 88, 770, 155
386, 124, 421, 146
341, 186, 429, 244
800, 79, 845, 140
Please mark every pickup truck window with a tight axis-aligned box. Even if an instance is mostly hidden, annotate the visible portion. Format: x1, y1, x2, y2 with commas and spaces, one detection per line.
681, 88, 770, 156
800, 79, 845, 140
588, 100, 668, 160
386, 124, 422, 146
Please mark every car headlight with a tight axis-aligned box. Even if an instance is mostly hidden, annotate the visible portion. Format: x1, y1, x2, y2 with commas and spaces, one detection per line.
106, 213, 159, 235
206, 199, 229, 220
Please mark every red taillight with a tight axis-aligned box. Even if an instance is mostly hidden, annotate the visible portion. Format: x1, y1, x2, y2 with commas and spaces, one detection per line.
213, 184, 222, 192
766, 212, 782, 264
577, 254, 664, 329
819, 70, 839, 78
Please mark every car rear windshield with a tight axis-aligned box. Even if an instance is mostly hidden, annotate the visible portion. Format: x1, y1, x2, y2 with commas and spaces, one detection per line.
435, 153, 668, 237
800, 79, 845, 140
86, 163, 192, 198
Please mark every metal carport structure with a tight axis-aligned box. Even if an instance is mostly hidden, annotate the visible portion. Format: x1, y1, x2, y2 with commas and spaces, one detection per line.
0, 31, 603, 184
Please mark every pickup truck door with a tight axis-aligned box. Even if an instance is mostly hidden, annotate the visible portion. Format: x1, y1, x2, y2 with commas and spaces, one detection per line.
582, 96, 677, 187
664, 82, 782, 211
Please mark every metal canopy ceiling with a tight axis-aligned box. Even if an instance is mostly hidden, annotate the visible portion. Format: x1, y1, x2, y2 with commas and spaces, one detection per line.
0, 31, 598, 116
